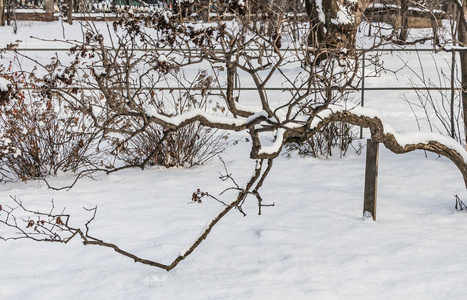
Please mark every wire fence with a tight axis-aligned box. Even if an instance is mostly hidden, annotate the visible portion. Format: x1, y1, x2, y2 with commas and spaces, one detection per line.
7, 46, 465, 93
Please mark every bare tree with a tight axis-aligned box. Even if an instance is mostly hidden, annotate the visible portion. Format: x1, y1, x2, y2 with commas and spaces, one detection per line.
2, 0, 467, 271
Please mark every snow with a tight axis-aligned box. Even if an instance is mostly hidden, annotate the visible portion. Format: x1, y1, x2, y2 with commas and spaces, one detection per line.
93, 67, 107, 77
146, 108, 245, 127
308, 104, 379, 130
315, 0, 326, 23
13, 148, 21, 158
0, 77, 10, 92
384, 125, 467, 163
258, 128, 285, 155
2, 137, 11, 145
2, 142, 467, 299
192, 23, 216, 33
235, 102, 262, 114
245, 110, 269, 123
333, 3, 355, 25
1, 21, 467, 299
158, 54, 167, 63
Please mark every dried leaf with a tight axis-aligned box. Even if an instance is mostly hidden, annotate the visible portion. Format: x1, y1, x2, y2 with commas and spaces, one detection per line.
26, 220, 34, 228
56, 217, 64, 226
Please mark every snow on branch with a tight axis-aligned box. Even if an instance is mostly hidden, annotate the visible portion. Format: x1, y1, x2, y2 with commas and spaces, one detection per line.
153, 101, 467, 182
0, 77, 10, 92
145, 108, 247, 130
300, 104, 467, 187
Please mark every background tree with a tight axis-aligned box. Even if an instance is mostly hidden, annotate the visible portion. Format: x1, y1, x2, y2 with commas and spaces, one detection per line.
305, 0, 370, 50
454, 0, 467, 148
0, 0, 4, 26
399, 0, 409, 42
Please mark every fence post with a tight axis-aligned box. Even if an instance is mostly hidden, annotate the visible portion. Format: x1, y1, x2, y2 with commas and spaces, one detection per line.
363, 139, 379, 220
44, 0, 54, 14
360, 51, 366, 139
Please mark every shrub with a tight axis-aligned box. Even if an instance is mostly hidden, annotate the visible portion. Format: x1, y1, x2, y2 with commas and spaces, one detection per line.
111, 120, 230, 168
285, 122, 358, 158
0, 92, 98, 181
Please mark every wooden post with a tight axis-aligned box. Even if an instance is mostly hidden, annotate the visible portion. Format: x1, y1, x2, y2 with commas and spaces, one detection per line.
44, 0, 54, 14
43, 0, 54, 22
363, 139, 379, 220
360, 51, 365, 139
66, 0, 73, 25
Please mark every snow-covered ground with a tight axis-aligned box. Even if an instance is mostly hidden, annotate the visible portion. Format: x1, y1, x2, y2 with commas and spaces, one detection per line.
1, 21, 467, 299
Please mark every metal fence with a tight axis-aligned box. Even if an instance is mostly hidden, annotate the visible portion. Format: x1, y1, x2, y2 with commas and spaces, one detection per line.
8, 46, 464, 93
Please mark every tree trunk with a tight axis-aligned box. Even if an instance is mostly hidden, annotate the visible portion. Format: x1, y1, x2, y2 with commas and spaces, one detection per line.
399, 0, 409, 42
195, 0, 208, 22
428, 0, 440, 45
0, 0, 4, 26
305, 0, 369, 51
456, 0, 467, 148
66, 0, 73, 25
5, 0, 11, 26
458, 10, 467, 148
305, 0, 327, 49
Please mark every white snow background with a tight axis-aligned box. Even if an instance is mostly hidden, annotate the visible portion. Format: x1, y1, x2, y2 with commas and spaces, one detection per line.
1, 21, 467, 299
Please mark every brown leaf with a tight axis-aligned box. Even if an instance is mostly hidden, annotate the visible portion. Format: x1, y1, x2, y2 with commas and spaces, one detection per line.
26, 220, 34, 228
56, 217, 64, 226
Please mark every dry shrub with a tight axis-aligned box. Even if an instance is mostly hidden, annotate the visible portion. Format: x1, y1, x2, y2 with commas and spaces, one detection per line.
0, 94, 98, 181
285, 122, 358, 158
112, 121, 230, 168
107, 67, 231, 168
